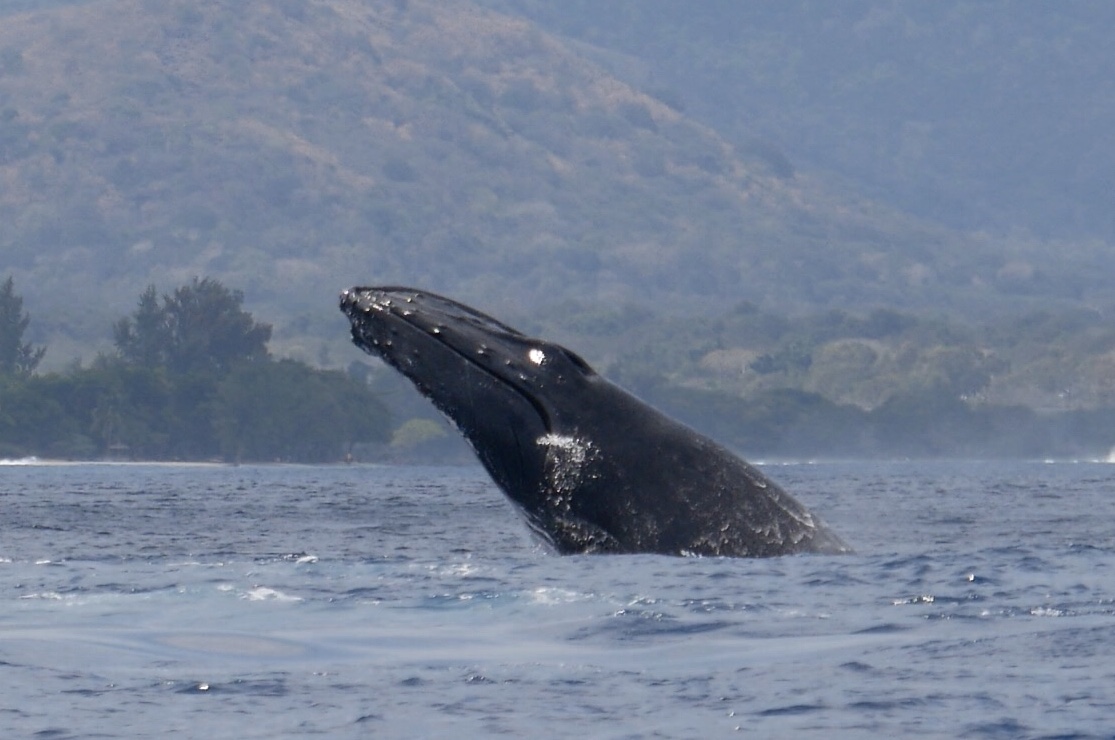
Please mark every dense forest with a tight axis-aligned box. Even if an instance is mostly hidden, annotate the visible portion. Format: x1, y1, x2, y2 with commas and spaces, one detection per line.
0, 275, 389, 462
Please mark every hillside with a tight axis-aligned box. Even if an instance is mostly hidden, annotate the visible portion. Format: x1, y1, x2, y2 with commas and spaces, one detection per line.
486, 1, 1115, 243
2, 0, 1112, 373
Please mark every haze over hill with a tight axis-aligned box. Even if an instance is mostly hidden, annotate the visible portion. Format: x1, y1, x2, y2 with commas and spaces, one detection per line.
2, 0, 1113, 374
487, 1, 1115, 242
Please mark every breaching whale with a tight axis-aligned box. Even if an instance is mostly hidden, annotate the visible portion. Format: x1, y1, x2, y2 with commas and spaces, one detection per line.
340, 286, 850, 557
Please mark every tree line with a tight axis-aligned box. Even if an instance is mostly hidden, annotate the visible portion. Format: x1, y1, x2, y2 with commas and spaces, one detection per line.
0, 275, 389, 462
6, 271, 1114, 463
523, 299, 1115, 459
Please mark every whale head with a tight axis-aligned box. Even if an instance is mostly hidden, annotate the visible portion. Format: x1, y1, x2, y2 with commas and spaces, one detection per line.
340, 286, 599, 523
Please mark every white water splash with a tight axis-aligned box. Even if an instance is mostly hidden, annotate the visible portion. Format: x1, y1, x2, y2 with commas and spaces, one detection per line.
536, 433, 590, 467
243, 587, 303, 603
536, 433, 595, 500
0, 456, 39, 465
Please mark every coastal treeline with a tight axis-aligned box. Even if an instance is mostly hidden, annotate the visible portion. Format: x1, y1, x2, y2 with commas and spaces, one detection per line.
550, 300, 1115, 459
5, 273, 1115, 462
0, 276, 388, 462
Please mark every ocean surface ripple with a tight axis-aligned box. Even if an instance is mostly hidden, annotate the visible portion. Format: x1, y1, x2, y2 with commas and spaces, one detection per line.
2, 460, 1114, 738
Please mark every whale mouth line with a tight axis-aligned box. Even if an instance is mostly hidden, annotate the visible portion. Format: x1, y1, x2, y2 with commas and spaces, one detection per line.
342, 287, 525, 337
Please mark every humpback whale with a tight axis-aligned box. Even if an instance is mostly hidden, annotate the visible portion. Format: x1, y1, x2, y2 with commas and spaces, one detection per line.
341, 286, 850, 557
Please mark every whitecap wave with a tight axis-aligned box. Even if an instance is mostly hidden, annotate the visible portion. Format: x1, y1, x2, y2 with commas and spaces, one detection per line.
18, 591, 64, 601
0, 456, 40, 465
243, 586, 303, 603
530, 586, 593, 605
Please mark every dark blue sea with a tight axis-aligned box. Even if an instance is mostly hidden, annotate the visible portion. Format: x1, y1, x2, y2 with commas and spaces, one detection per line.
2, 459, 1114, 738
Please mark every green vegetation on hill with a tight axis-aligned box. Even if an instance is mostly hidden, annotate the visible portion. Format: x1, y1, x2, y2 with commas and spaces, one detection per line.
4, 271, 1114, 461
0, 276, 389, 461
1, 0, 1113, 375
577, 304, 1115, 459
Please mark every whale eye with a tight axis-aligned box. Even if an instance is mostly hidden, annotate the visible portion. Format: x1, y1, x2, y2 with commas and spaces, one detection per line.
528, 348, 546, 365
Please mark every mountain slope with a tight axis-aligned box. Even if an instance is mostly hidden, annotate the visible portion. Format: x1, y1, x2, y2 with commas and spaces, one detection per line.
483, 1, 1115, 242
0, 0, 1109, 368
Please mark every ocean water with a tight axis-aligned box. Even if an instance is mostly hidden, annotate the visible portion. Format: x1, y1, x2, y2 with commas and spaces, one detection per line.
1, 459, 1114, 739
